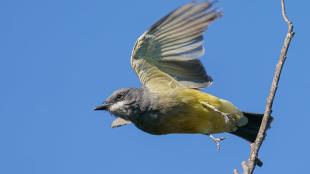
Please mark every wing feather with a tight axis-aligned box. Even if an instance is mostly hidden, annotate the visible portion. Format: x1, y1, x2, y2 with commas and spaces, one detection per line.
131, 1, 222, 90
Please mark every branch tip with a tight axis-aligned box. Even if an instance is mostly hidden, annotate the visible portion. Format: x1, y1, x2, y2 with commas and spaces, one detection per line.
235, 0, 294, 173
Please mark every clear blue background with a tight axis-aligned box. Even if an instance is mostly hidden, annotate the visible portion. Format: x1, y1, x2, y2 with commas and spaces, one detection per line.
1, 0, 309, 173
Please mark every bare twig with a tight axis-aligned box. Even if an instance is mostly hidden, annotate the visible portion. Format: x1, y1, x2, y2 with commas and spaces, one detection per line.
234, 0, 294, 173
234, 161, 250, 174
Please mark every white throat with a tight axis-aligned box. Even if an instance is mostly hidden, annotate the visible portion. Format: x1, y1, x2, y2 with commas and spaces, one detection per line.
109, 101, 132, 118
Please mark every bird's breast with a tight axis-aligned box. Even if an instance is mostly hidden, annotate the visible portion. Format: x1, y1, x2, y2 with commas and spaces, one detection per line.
132, 88, 243, 135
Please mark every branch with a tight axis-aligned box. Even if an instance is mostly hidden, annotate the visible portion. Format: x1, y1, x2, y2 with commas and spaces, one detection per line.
234, 0, 294, 173
234, 161, 249, 174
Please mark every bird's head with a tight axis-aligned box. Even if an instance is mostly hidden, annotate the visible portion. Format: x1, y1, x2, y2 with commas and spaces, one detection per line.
94, 88, 142, 120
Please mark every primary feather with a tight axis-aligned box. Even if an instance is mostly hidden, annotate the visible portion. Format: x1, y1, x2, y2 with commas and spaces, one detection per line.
131, 2, 222, 89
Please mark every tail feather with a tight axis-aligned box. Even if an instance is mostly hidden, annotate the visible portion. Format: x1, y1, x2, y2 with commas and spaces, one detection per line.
230, 112, 273, 142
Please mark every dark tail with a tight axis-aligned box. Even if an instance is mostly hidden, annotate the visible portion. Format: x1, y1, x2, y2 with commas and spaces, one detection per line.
230, 112, 273, 143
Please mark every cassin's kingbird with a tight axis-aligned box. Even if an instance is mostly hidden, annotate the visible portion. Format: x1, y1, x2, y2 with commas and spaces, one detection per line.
95, 1, 270, 148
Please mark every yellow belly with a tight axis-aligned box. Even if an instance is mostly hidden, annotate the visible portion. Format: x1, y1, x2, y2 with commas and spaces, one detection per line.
154, 88, 246, 134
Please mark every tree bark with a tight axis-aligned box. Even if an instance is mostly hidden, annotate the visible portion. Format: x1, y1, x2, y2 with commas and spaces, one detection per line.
234, 0, 294, 173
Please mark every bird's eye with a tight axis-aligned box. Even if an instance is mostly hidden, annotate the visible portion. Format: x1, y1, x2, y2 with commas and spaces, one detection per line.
115, 94, 123, 101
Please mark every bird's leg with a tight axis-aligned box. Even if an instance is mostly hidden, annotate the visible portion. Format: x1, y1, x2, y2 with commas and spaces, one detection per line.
209, 134, 227, 151
201, 102, 235, 123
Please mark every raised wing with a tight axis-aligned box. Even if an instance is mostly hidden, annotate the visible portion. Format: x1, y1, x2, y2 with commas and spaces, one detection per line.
131, 1, 222, 90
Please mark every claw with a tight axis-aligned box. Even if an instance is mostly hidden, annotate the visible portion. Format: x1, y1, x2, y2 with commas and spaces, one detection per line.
209, 134, 227, 151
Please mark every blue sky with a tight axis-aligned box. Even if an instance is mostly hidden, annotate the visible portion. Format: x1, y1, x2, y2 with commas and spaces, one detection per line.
0, 0, 309, 173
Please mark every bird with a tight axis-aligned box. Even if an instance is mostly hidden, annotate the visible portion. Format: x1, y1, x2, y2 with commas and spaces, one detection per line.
95, 1, 269, 150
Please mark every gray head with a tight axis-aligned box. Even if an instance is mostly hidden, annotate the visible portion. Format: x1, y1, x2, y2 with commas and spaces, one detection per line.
94, 88, 143, 120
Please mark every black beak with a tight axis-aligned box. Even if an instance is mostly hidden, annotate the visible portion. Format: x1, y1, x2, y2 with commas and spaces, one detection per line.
94, 103, 110, 111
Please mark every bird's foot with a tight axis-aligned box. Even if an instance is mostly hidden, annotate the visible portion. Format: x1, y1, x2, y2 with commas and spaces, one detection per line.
209, 134, 227, 151
223, 113, 237, 124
